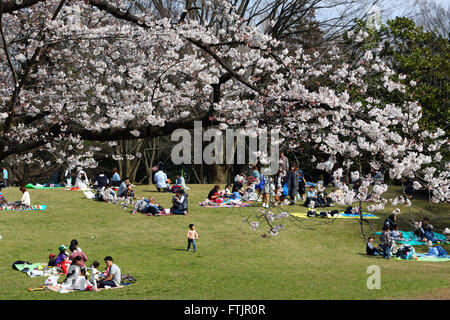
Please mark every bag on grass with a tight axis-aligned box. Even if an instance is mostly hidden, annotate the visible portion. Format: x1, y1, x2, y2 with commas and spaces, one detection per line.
12, 260, 31, 271
329, 210, 339, 216
429, 246, 447, 257
307, 209, 317, 217
395, 245, 415, 260
282, 183, 289, 196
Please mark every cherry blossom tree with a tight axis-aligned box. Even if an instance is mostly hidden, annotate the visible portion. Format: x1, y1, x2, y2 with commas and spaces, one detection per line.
1, 0, 448, 234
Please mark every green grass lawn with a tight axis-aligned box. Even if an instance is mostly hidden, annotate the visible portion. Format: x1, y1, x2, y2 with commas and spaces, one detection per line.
0, 184, 449, 300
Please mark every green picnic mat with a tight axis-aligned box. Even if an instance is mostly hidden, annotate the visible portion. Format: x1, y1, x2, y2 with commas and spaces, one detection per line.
25, 183, 64, 189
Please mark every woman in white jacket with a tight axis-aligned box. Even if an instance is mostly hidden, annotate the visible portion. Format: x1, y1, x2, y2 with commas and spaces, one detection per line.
74, 168, 90, 189
19, 186, 31, 208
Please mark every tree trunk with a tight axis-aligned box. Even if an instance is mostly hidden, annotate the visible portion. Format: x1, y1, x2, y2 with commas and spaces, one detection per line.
205, 164, 228, 184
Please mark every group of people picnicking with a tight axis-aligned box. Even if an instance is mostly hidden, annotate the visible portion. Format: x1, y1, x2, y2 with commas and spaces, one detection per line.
199, 151, 389, 209
73, 165, 190, 215
0, 185, 32, 209
46, 239, 122, 291
366, 214, 450, 259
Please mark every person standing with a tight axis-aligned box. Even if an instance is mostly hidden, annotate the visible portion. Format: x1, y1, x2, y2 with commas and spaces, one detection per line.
286, 166, 299, 205
279, 152, 289, 178
187, 224, 199, 252
98, 256, 121, 288
64, 168, 72, 187
2, 167, 8, 188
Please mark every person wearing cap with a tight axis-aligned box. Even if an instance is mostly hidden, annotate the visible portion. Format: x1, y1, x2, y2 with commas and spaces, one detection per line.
55, 245, 69, 265
48, 254, 57, 267
55, 245, 70, 273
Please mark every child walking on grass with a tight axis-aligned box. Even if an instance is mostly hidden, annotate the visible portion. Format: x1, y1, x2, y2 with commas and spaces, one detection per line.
187, 224, 199, 252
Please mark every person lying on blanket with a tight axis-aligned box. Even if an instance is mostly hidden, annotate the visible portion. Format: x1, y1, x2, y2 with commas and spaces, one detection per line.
98, 256, 121, 289
144, 197, 164, 215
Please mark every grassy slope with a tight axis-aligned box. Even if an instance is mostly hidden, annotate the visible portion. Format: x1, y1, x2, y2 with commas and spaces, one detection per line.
0, 184, 448, 300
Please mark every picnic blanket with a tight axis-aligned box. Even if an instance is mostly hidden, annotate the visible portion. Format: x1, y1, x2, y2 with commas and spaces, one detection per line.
66, 187, 92, 191
13, 262, 56, 277
153, 211, 173, 216
25, 183, 64, 189
199, 199, 251, 208
46, 284, 129, 293
291, 212, 379, 219
394, 253, 450, 262
0, 205, 46, 211
374, 231, 447, 246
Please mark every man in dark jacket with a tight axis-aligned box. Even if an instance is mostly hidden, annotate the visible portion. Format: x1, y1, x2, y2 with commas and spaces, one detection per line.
286, 166, 299, 205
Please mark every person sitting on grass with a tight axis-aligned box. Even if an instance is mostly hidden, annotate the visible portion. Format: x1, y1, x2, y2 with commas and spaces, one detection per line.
48, 254, 57, 267
232, 178, 245, 195
207, 185, 223, 203
224, 184, 233, 198
414, 216, 432, 239
117, 178, 135, 207
366, 237, 382, 256
69, 239, 88, 268
176, 174, 190, 190
154, 168, 169, 192
420, 225, 438, 243
98, 256, 121, 289
111, 168, 121, 187
118, 177, 130, 198
171, 190, 188, 215
390, 225, 405, 241
94, 171, 109, 191
18, 186, 31, 209
88, 260, 101, 290
317, 190, 332, 207
73, 266, 94, 291
305, 186, 318, 207
99, 183, 118, 204
62, 255, 83, 288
